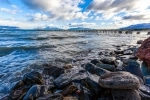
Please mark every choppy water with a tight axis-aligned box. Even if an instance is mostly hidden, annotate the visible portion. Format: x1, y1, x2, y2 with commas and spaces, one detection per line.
0, 30, 149, 96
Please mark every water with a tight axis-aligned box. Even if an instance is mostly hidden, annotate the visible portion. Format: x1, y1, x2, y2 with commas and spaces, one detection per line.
0, 30, 149, 96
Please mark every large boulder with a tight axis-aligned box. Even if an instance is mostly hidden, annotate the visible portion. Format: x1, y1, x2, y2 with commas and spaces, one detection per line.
137, 37, 150, 67
98, 71, 140, 89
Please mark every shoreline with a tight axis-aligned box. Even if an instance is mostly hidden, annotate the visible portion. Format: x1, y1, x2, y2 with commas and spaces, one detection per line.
1, 38, 150, 100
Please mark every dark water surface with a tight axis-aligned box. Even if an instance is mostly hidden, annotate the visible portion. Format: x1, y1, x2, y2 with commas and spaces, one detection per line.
0, 30, 149, 96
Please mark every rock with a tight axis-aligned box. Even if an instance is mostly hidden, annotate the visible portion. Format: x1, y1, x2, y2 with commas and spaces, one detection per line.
54, 73, 71, 88
111, 89, 140, 100
114, 60, 123, 70
145, 76, 150, 84
98, 71, 140, 89
85, 63, 110, 76
71, 72, 88, 82
123, 50, 133, 55
82, 77, 101, 98
63, 96, 78, 100
9, 87, 25, 100
139, 85, 150, 100
137, 40, 143, 44
114, 50, 123, 55
137, 32, 140, 34
63, 84, 78, 96
90, 59, 102, 65
141, 62, 150, 76
42, 66, 64, 79
137, 37, 150, 67
124, 60, 144, 80
37, 93, 63, 100
11, 80, 24, 91
23, 71, 43, 86
44, 76, 55, 89
23, 85, 49, 100
63, 64, 73, 69
148, 32, 150, 35
96, 63, 115, 71
100, 57, 116, 64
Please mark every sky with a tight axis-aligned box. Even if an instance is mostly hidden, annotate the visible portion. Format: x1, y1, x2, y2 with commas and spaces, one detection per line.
0, 0, 150, 29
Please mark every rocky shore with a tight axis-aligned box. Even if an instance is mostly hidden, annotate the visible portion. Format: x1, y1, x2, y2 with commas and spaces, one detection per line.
1, 37, 150, 100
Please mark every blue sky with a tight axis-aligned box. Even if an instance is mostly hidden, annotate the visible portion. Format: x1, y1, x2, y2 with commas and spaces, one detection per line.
0, 0, 150, 29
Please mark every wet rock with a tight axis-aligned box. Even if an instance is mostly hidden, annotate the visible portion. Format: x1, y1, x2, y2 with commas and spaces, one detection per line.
23, 85, 49, 100
82, 77, 101, 98
114, 60, 123, 71
123, 50, 133, 55
63, 96, 78, 100
137, 40, 143, 44
137, 37, 150, 67
63, 84, 78, 96
96, 63, 115, 71
139, 85, 150, 100
23, 71, 43, 86
90, 59, 102, 65
100, 57, 116, 64
54, 73, 71, 88
114, 50, 123, 55
63, 64, 73, 69
37, 93, 63, 100
111, 89, 140, 100
124, 60, 144, 80
85, 63, 110, 76
98, 71, 140, 89
9, 87, 25, 100
145, 76, 150, 84
141, 62, 150, 76
42, 66, 64, 79
11, 80, 24, 91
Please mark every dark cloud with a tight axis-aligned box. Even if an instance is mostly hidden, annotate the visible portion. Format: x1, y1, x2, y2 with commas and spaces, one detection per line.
123, 15, 147, 20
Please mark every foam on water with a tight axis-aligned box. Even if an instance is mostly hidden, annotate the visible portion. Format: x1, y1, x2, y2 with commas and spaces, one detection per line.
0, 30, 149, 96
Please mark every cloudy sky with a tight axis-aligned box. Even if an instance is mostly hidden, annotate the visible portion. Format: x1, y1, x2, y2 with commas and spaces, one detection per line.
0, 0, 150, 29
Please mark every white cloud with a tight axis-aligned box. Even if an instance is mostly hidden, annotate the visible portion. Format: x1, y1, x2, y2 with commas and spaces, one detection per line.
21, 0, 89, 21
88, 0, 150, 20
0, 5, 21, 14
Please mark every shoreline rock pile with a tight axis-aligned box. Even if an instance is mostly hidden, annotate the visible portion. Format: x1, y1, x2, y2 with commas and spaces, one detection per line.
1, 37, 150, 100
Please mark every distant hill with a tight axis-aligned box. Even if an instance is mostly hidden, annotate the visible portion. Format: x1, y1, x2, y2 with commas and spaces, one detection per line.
68, 27, 92, 30
0, 25, 20, 30
120, 23, 150, 30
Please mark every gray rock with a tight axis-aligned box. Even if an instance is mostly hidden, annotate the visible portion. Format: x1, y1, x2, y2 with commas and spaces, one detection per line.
42, 66, 64, 79
90, 59, 102, 65
96, 63, 115, 71
123, 50, 133, 55
54, 73, 71, 88
139, 85, 150, 100
23, 71, 43, 86
112, 89, 140, 100
23, 85, 49, 100
98, 71, 140, 89
124, 60, 144, 80
100, 57, 116, 64
85, 63, 110, 76
137, 40, 143, 44
145, 76, 150, 84
37, 93, 63, 100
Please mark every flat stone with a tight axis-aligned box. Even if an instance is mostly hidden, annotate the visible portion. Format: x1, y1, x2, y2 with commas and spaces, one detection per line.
85, 63, 110, 76
98, 71, 140, 89
96, 63, 115, 71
